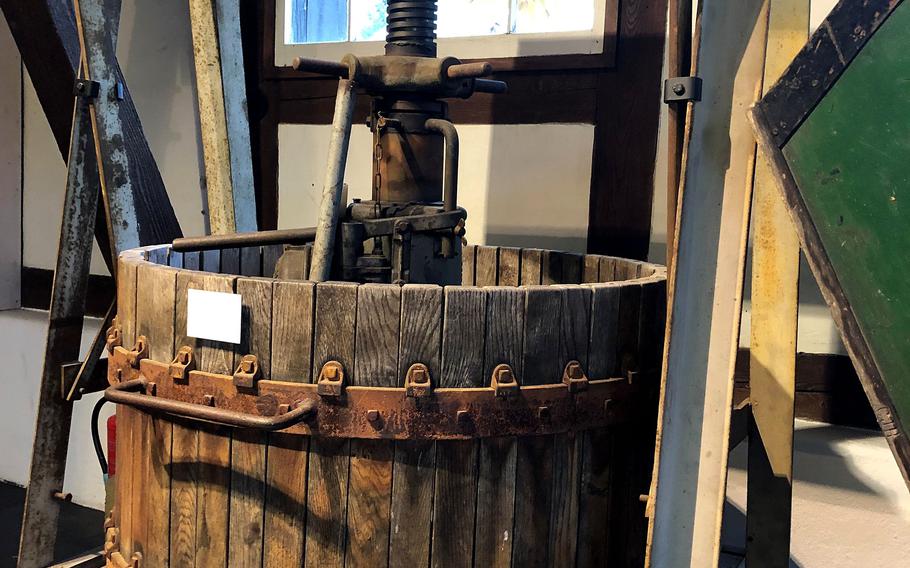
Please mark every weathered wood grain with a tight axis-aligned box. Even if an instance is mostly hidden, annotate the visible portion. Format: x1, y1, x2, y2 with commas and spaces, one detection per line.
202, 249, 221, 273
461, 244, 476, 286
262, 244, 285, 278
229, 277, 273, 566
264, 280, 316, 566
599, 256, 617, 282
440, 287, 486, 388
389, 285, 442, 566
560, 252, 583, 284
520, 248, 543, 285
475, 286, 525, 566
541, 250, 563, 285
240, 246, 261, 277
588, 284, 623, 378
135, 263, 178, 564
549, 285, 591, 564
274, 245, 312, 281
306, 282, 358, 568
347, 284, 399, 566
497, 247, 521, 286
583, 254, 601, 283
271, 281, 315, 382
474, 246, 498, 287
169, 420, 198, 567
183, 251, 200, 271
576, 428, 614, 566
513, 285, 560, 566
189, 0, 236, 234
221, 247, 241, 275
116, 260, 137, 556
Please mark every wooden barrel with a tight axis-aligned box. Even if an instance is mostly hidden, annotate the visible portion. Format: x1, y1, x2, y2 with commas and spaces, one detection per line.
104, 243, 666, 568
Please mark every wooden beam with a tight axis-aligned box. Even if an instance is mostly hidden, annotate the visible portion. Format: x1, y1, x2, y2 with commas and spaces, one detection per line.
746, 1, 809, 565
665, 0, 693, 268
190, 0, 257, 234
646, 0, 770, 565
0, 0, 182, 249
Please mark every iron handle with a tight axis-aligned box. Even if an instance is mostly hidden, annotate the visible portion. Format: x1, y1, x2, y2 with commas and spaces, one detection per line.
105, 378, 317, 431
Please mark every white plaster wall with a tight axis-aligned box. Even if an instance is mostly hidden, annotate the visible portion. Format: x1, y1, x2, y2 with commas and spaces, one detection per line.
22, 0, 206, 276
649, 0, 847, 354
278, 123, 595, 253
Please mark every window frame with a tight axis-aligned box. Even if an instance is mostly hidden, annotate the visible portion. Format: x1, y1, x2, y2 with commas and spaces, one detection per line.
268, 0, 620, 75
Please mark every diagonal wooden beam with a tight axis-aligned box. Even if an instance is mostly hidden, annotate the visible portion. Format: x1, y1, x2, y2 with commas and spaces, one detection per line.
0, 0, 183, 251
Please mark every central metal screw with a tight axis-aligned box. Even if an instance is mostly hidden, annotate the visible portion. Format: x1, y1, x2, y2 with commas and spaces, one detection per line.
672, 83, 686, 95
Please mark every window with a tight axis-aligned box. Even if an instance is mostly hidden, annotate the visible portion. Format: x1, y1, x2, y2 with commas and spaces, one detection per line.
275, 0, 610, 67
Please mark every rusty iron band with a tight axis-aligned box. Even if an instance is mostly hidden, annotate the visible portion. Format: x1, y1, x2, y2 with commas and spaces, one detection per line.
105, 338, 647, 440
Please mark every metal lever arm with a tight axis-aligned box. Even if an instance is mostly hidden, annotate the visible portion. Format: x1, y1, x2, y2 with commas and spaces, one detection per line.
105, 378, 317, 431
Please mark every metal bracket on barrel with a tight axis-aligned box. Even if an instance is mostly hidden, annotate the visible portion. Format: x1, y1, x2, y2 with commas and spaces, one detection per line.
317, 361, 346, 398
233, 354, 261, 389
562, 361, 589, 393
490, 363, 519, 398
169, 346, 195, 383
404, 362, 433, 398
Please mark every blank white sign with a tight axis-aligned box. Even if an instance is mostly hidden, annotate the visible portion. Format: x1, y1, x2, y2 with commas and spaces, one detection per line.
186, 288, 242, 344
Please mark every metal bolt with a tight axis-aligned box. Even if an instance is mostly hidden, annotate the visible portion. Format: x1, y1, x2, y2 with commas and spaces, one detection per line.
241, 356, 255, 373
496, 367, 513, 384
567, 362, 584, 380
278, 404, 290, 415
672, 82, 686, 96
603, 398, 612, 416
52, 491, 72, 502
538, 406, 551, 422
146, 382, 157, 396
367, 410, 381, 423
203, 395, 215, 406
457, 410, 471, 424
413, 368, 428, 384
324, 365, 338, 380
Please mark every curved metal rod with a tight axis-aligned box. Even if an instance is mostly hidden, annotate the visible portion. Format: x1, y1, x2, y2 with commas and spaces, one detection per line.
105, 378, 317, 431
424, 118, 459, 213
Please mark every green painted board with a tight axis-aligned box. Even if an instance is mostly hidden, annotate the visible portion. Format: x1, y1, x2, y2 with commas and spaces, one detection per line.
752, 0, 910, 488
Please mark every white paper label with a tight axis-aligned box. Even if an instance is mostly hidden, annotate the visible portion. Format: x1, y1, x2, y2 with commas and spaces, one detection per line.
186, 289, 242, 344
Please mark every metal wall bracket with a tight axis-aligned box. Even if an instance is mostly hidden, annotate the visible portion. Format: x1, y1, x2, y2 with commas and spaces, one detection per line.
73, 78, 100, 98
405, 362, 433, 398
233, 354, 261, 389
663, 76, 702, 103
490, 363, 519, 398
317, 361, 346, 398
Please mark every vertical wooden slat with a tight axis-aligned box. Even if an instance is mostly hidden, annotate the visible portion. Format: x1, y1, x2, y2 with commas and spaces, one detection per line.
346, 284, 400, 566
475, 287, 525, 567
240, 246, 261, 276
513, 286, 562, 567
116, 260, 137, 557
599, 256, 617, 282
189, 0, 236, 234
560, 252, 583, 284
228, 278, 273, 567
262, 244, 284, 278
474, 246, 498, 287
183, 251, 200, 271
520, 248, 543, 285
174, 270, 236, 566
432, 287, 486, 568
136, 263, 178, 565
578, 282, 623, 565
541, 250, 563, 285
221, 247, 241, 275
497, 247, 521, 286
461, 244, 476, 286
549, 285, 591, 565
389, 285, 443, 566
583, 255, 600, 283
202, 249, 221, 273
264, 280, 315, 566
747, 1, 808, 564
306, 282, 358, 568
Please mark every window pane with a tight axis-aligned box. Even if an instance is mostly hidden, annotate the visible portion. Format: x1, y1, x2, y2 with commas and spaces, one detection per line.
351, 0, 388, 42
438, 0, 509, 38
511, 0, 596, 34
290, 0, 348, 44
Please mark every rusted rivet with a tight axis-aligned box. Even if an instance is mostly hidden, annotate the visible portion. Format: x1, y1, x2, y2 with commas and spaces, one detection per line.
367, 410, 381, 423
538, 406, 551, 422
324, 365, 338, 380
412, 367, 428, 383
203, 395, 215, 406
567, 362, 584, 380
457, 410, 471, 424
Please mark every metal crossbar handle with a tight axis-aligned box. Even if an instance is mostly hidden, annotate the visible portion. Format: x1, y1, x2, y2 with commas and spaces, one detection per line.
105, 378, 317, 431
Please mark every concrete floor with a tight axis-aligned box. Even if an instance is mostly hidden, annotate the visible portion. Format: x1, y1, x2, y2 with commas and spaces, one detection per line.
723, 420, 910, 567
